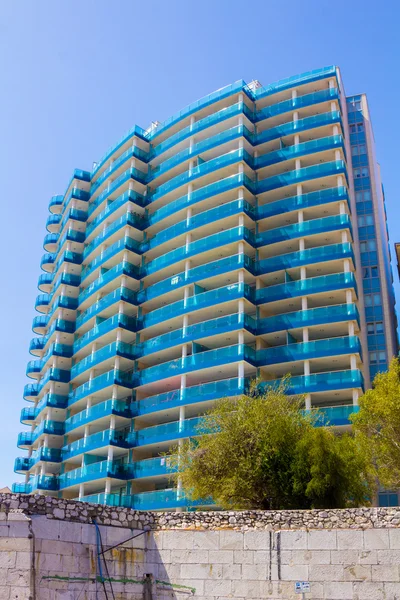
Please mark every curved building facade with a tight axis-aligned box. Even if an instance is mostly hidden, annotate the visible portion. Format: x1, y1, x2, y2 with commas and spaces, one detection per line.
14, 66, 398, 510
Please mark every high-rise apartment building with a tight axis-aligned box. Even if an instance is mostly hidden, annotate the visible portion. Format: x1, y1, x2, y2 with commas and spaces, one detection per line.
13, 66, 397, 510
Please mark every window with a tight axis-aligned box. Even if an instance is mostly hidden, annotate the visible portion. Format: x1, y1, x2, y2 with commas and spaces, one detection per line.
364, 293, 382, 307
369, 350, 386, 364
367, 321, 384, 335
348, 99, 362, 111
350, 122, 364, 134
360, 240, 377, 253
358, 215, 374, 226
355, 190, 372, 203
351, 144, 366, 156
354, 167, 369, 178
371, 266, 378, 278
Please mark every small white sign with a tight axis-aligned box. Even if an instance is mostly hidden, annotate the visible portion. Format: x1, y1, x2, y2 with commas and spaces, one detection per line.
295, 581, 311, 594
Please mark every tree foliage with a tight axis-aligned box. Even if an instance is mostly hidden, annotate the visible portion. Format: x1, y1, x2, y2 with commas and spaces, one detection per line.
352, 357, 400, 489
171, 382, 374, 510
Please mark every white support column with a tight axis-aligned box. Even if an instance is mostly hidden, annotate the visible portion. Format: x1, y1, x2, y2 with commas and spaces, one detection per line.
79, 484, 85, 500
333, 125, 339, 136
299, 239, 305, 252
300, 267, 307, 281
348, 321, 355, 337
292, 89, 297, 100
302, 297, 308, 311
350, 354, 357, 371
331, 101, 338, 113
295, 158, 301, 171
303, 328, 309, 343
293, 111, 299, 123
305, 394, 312, 411
339, 201, 346, 215
335, 149, 341, 161
342, 231, 348, 244
84, 425, 91, 438
337, 175, 344, 188
294, 134, 300, 146
298, 210, 304, 224
343, 259, 350, 273
346, 290, 353, 304
352, 389, 360, 406
104, 479, 111, 496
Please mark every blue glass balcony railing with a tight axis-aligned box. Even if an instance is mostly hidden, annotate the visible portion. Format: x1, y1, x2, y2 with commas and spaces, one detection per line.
143, 198, 254, 254
78, 262, 139, 307
130, 416, 204, 447
254, 87, 339, 121
256, 186, 349, 221
70, 341, 135, 380
315, 404, 361, 427
255, 111, 341, 146
48, 195, 64, 213
62, 429, 131, 461
81, 237, 141, 282
84, 212, 143, 261
74, 313, 137, 354
86, 189, 146, 238
148, 148, 253, 203
257, 336, 361, 366
139, 344, 253, 387
135, 313, 255, 361
258, 303, 359, 335
142, 226, 253, 277
68, 369, 135, 406
43, 233, 59, 251
89, 168, 147, 219
256, 214, 351, 248
40, 253, 56, 271
91, 145, 149, 195
134, 456, 176, 479
139, 282, 253, 331
255, 135, 345, 170
252, 66, 336, 100
257, 160, 347, 195
65, 399, 132, 434
134, 377, 247, 417
257, 243, 354, 275
58, 460, 133, 489
256, 272, 357, 305
36, 393, 68, 413
260, 369, 364, 396
20, 406, 39, 423
46, 213, 62, 231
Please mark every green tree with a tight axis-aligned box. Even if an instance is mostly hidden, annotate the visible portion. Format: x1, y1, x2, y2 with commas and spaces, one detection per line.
171, 383, 373, 510
352, 357, 400, 489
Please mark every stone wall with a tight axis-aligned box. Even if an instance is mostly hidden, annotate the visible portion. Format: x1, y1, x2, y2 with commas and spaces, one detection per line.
2, 494, 400, 599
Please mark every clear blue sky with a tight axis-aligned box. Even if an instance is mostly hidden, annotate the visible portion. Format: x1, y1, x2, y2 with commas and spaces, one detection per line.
2, 0, 400, 487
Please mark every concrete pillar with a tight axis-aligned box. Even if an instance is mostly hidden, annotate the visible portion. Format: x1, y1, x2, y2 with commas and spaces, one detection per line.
304, 360, 310, 376
104, 479, 111, 496
348, 322, 355, 337
346, 290, 353, 304
303, 328, 309, 343
339, 201, 345, 215
300, 267, 307, 280
350, 354, 357, 371
344, 259, 350, 273
79, 483, 85, 499
352, 389, 360, 406
302, 297, 308, 311
342, 231, 348, 243
298, 210, 304, 224
305, 393, 312, 411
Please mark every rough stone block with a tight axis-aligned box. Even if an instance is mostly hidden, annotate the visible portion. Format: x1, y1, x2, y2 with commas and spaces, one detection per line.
309, 564, 344, 581
0, 587, 10, 600
337, 529, 363, 550
372, 564, 399, 582
204, 579, 232, 596
233, 550, 254, 564
280, 562, 309, 582
31, 515, 60, 540
0, 539, 28, 552
6, 570, 30, 587
180, 562, 223, 580
242, 562, 268, 580
37, 552, 62, 571
192, 531, 219, 550
40, 539, 73, 556
219, 530, 243, 550
8, 588, 31, 600
384, 582, 400, 600
389, 529, 400, 549
164, 531, 194, 550
170, 549, 209, 564
364, 529, 390, 550
222, 563, 242, 580
308, 529, 337, 550
15, 552, 31, 570
344, 564, 372, 581
0, 552, 16, 569
323, 581, 353, 599
208, 550, 234, 564
243, 530, 271, 550
280, 530, 308, 550
353, 581, 385, 600
290, 549, 330, 565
